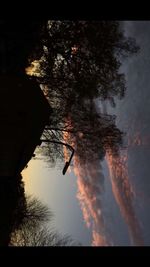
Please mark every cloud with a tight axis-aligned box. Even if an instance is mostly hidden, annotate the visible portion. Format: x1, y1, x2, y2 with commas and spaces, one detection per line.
63, 127, 112, 245
92, 230, 110, 246
73, 154, 112, 246
106, 150, 144, 246
63, 98, 144, 246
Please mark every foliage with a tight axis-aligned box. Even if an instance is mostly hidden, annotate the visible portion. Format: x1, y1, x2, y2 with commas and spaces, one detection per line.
39, 21, 139, 104
32, 21, 139, 167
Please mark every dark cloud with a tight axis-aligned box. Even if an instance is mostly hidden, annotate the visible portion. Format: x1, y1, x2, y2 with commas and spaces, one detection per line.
113, 21, 150, 245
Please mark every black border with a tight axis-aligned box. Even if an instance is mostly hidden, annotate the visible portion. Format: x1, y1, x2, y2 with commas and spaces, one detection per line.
1, 1, 150, 20
1, 246, 149, 264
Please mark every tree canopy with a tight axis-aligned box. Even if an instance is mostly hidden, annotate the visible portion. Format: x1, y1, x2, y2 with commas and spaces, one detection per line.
32, 21, 138, 167
39, 21, 138, 103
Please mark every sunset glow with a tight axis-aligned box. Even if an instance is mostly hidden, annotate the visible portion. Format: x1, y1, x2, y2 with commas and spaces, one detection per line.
106, 149, 144, 246
63, 127, 111, 246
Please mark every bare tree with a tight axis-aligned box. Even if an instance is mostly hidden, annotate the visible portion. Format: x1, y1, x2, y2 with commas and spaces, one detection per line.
9, 195, 80, 246
10, 225, 78, 246
19, 195, 52, 229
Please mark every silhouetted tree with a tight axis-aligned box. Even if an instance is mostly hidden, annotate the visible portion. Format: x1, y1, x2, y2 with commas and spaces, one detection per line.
27, 21, 138, 167
18, 195, 52, 229
10, 224, 77, 246
0, 21, 138, 169
41, 102, 124, 166
9, 196, 79, 246
38, 21, 139, 105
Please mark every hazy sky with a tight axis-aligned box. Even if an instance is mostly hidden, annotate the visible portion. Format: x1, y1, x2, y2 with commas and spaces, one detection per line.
22, 21, 150, 246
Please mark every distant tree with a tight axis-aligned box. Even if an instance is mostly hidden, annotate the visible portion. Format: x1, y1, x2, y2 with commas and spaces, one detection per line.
10, 225, 78, 246
17, 195, 52, 229
9, 195, 79, 246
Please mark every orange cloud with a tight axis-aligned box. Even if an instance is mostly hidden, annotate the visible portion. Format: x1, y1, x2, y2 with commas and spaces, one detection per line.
73, 154, 111, 246
63, 121, 112, 246
106, 150, 144, 246
63, 118, 144, 246
92, 230, 111, 246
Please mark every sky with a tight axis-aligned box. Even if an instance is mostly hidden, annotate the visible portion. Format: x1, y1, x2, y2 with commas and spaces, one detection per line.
22, 21, 150, 246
